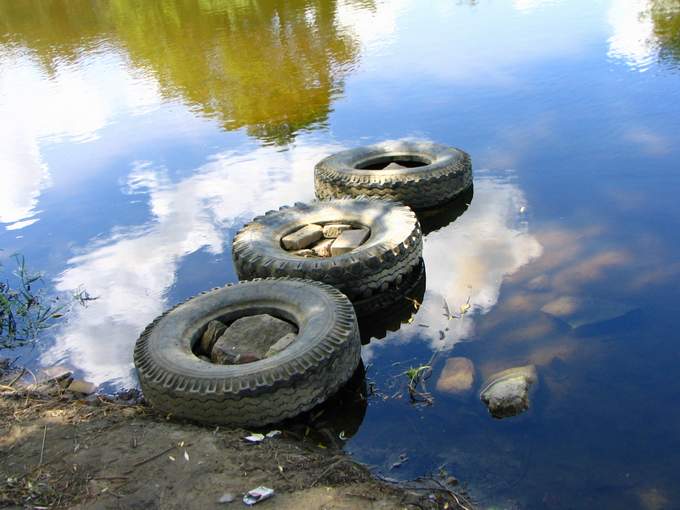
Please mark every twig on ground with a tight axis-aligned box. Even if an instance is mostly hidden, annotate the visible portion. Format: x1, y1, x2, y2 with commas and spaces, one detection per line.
38, 424, 47, 465
310, 457, 350, 487
124, 443, 190, 473
8, 368, 26, 388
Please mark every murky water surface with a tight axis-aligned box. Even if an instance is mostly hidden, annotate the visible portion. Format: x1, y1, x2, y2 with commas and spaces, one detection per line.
2, 1, 680, 507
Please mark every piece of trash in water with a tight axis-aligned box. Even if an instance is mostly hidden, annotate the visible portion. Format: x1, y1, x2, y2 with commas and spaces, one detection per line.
243, 486, 275, 506
339, 430, 347, 441
168, 455, 175, 462
183, 450, 189, 462
244, 433, 265, 443
218, 492, 235, 504
245, 431, 280, 443
390, 453, 409, 470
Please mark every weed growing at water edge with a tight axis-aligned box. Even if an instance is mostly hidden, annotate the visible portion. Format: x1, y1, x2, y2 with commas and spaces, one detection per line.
0, 254, 95, 349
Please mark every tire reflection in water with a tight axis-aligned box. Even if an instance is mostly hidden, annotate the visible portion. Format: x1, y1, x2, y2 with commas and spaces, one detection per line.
282, 362, 368, 449
417, 185, 473, 236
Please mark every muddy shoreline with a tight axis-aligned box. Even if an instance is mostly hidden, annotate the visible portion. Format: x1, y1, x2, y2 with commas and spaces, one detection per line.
0, 366, 471, 510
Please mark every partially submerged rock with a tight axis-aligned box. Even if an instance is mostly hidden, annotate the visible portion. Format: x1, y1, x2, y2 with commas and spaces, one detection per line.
211, 314, 297, 364
331, 228, 370, 256
527, 274, 549, 291
281, 224, 323, 250
541, 295, 635, 328
436, 357, 475, 395
480, 365, 537, 419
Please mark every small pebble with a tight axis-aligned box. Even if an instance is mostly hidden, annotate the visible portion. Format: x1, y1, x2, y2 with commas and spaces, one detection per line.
218, 492, 235, 503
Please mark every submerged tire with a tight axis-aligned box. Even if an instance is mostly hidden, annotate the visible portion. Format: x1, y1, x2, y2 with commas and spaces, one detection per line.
232, 198, 423, 314
134, 278, 361, 427
314, 140, 472, 210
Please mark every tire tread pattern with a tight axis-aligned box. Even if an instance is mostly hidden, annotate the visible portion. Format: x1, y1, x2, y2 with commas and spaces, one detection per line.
134, 279, 361, 427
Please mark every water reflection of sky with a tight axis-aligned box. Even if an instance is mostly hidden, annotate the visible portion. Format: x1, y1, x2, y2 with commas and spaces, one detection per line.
363, 173, 542, 361
2, 0, 680, 508
42, 144, 336, 385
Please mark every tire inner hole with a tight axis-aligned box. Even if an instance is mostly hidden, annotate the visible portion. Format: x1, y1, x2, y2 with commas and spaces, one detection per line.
354, 154, 431, 170
192, 310, 299, 365
281, 221, 371, 258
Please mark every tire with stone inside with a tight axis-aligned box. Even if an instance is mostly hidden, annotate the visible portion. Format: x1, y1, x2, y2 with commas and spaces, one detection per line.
232, 199, 422, 315
133, 278, 361, 427
315, 140, 472, 210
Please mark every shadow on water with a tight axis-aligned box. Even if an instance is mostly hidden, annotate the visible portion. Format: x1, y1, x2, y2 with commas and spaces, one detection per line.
282, 362, 368, 449
358, 260, 426, 344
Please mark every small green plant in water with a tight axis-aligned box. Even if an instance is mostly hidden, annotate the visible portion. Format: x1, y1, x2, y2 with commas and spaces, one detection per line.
404, 364, 433, 405
405, 365, 430, 386
0, 254, 95, 349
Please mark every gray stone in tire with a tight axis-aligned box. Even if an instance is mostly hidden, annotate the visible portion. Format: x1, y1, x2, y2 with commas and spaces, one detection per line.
281, 224, 323, 250
231, 199, 423, 314
330, 228, 369, 256
133, 278, 361, 427
211, 314, 296, 362
199, 320, 227, 354
314, 140, 472, 210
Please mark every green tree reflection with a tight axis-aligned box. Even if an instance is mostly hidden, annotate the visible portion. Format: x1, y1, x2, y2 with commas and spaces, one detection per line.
650, 0, 680, 66
0, 0, 366, 145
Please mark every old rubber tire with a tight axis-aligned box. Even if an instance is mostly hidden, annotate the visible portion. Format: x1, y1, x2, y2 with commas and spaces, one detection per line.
232, 198, 422, 314
133, 278, 361, 427
314, 140, 472, 210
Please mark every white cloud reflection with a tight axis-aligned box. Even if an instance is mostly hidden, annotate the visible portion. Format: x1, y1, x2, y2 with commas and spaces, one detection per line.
0, 49, 161, 229
363, 172, 542, 362
42, 144, 337, 386
345, 0, 595, 87
607, 0, 656, 70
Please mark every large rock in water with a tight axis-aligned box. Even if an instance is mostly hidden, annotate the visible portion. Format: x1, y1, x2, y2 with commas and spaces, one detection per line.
436, 357, 475, 395
541, 295, 635, 329
480, 365, 537, 419
211, 314, 296, 364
